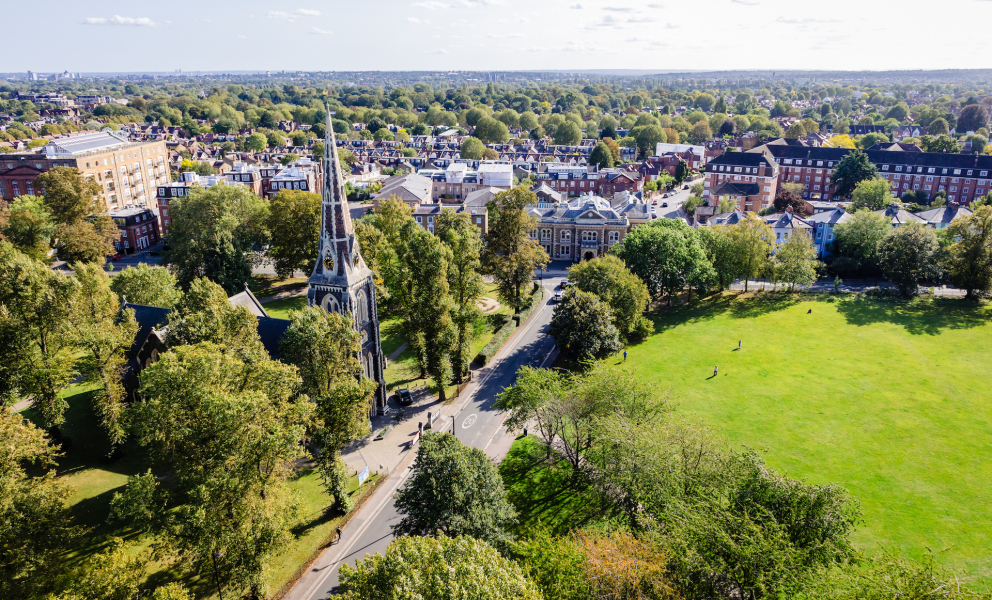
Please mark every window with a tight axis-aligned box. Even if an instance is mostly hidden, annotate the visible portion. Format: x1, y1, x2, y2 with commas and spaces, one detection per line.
582, 231, 597, 242
561, 245, 570, 256
608, 231, 619, 243
416, 216, 422, 223
541, 229, 552, 240
561, 231, 571, 242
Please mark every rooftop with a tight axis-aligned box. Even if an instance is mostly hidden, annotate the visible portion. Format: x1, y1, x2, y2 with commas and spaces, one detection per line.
44, 130, 131, 157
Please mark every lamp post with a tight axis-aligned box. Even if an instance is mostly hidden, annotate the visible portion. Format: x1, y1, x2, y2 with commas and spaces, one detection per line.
450, 415, 455, 435
211, 552, 224, 600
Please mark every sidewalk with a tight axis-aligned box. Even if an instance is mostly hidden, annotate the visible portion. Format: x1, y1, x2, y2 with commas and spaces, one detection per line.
729, 278, 967, 296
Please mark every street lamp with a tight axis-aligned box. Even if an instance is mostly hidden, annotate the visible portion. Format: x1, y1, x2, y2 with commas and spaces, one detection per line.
211, 552, 224, 600
450, 415, 455, 435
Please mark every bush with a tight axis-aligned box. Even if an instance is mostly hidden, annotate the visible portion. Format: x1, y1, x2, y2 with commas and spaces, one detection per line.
631, 316, 655, 340
476, 319, 516, 366
514, 286, 545, 326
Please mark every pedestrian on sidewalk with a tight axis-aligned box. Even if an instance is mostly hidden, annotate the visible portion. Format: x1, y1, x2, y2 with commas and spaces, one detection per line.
623, 349, 628, 362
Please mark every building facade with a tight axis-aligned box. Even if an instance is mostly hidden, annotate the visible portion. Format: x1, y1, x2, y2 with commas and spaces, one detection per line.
109, 207, 161, 253
529, 193, 631, 262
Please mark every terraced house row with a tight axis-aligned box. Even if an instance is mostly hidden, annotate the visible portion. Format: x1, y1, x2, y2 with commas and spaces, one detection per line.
704, 143, 992, 212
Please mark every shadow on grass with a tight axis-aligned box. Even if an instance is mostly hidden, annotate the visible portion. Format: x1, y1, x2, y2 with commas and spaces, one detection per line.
499, 436, 620, 537
647, 292, 801, 335
837, 296, 991, 335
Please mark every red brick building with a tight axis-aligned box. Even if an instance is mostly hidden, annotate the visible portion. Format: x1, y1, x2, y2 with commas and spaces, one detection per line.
109, 207, 160, 253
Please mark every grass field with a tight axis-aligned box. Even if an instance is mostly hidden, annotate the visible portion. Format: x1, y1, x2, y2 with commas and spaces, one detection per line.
617, 292, 992, 582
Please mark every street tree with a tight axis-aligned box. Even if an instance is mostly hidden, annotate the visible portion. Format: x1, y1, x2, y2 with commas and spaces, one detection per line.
71, 263, 139, 447
1, 195, 55, 263
267, 189, 321, 278
674, 158, 690, 186
339, 535, 540, 600
830, 150, 877, 198
849, 178, 893, 211
589, 141, 614, 169
496, 366, 566, 460
435, 210, 484, 381
944, 205, 992, 298
109, 263, 182, 308
877, 222, 940, 296
729, 213, 775, 292
833, 209, 890, 277
774, 230, 818, 291
482, 187, 549, 313
164, 184, 269, 294
567, 255, 651, 338
611, 219, 714, 303
549, 287, 623, 362
279, 306, 376, 512
58, 215, 118, 264
393, 432, 517, 551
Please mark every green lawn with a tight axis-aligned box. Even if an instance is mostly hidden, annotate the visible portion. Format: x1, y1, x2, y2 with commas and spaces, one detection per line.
262, 295, 308, 320
25, 383, 378, 598
617, 292, 992, 582
499, 436, 625, 537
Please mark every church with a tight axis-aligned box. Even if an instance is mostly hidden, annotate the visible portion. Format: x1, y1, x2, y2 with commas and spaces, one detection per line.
307, 111, 388, 415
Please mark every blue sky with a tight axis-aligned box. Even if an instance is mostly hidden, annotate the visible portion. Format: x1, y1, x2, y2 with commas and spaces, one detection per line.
4, 0, 990, 73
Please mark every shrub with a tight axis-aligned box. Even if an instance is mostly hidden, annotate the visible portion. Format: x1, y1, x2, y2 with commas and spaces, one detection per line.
476, 319, 516, 366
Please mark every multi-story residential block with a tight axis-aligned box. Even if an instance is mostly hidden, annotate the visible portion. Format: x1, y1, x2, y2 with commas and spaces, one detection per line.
109, 207, 161, 253
265, 165, 317, 198
0, 131, 169, 212
155, 172, 249, 237
704, 148, 781, 212
223, 162, 262, 195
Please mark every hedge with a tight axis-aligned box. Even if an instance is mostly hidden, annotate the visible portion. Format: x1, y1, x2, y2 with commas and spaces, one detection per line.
475, 319, 517, 366
513, 286, 545, 326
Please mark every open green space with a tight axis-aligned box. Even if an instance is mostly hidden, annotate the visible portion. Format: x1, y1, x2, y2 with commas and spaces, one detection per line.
23, 383, 378, 598
262, 295, 308, 320
615, 292, 992, 582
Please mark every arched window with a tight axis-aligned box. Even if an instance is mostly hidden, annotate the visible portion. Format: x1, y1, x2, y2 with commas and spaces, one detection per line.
561, 231, 572, 243
582, 231, 597, 242
321, 294, 340, 314
355, 289, 368, 326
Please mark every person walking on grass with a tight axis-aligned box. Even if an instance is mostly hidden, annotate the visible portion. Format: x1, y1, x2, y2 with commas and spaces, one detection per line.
623, 349, 628, 362
714, 365, 718, 377
738, 339, 742, 350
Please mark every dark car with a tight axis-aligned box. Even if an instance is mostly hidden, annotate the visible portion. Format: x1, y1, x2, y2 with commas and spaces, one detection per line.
683, 184, 690, 190
395, 389, 414, 405
662, 202, 669, 207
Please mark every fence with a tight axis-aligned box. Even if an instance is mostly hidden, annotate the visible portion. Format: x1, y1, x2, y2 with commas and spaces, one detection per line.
268, 474, 387, 600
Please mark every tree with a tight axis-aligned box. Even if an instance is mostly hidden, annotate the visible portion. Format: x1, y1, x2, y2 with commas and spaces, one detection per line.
393, 432, 517, 550
730, 213, 775, 292
673, 158, 690, 186
267, 190, 320, 278
589, 141, 614, 169
339, 535, 540, 600
774, 230, 818, 291
71, 263, 139, 447
164, 184, 268, 294
877, 222, 940, 296
279, 152, 300, 166
698, 225, 741, 290
919, 134, 962, 154
58, 216, 118, 264
245, 132, 267, 152
633, 125, 665, 159
944, 205, 992, 299
611, 219, 714, 303
311, 140, 325, 161
61, 538, 146, 600
833, 209, 890, 277
885, 102, 910, 121
519, 111, 539, 131
830, 150, 877, 198
435, 211, 483, 381
164, 277, 266, 359
773, 182, 810, 216
473, 117, 511, 144
0, 409, 77, 599
857, 132, 888, 149
958, 104, 989, 133
132, 343, 313, 597
714, 96, 728, 114
1, 195, 55, 263
550, 287, 623, 361
785, 122, 807, 139
36, 166, 100, 225
0, 243, 79, 430
266, 131, 284, 148
567, 255, 650, 338
603, 136, 621, 163
928, 118, 949, 136
496, 366, 566, 460
110, 263, 181, 308
482, 147, 500, 160
482, 187, 549, 313
460, 136, 485, 160
849, 178, 893, 212
718, 118, 737, 137
358, 198, 415, 305
403, 225, 457, 400
553, 120, 583, 146
689, 120, 712, 144
279, 306, 375, 512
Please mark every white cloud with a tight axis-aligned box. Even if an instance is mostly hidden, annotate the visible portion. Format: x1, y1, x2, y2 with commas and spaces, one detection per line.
84, 15, 158, 27
427, 48, 449, 54
296, 8, 321, 16
267, 11, 295, 21
570, 3, 583, 7
309, 27, 331, 34
412, 0, 450, 9
237, 35, 248, 39
603, 6, 635, 11
731, 0, 759, 5
408, 16, 431, 23
647, 2, 664, 7
776, 16, 838, 24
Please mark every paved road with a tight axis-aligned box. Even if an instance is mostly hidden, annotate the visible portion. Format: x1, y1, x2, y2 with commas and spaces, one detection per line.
295, 274, 563, 600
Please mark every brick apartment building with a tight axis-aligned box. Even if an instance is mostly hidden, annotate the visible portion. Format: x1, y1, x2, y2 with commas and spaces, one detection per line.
534, 163, 644, 198
0, 131, 169, 212
155, 172, 251, 237
109, 207, 160, 253
705, 145, 992, 212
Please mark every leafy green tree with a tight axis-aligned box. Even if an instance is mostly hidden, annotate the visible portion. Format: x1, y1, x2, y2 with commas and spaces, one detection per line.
0, 243, 79, 430
773, 182, 810, 216
164, 277, 267, 360
60, 538, 146, 600
280, 306, 375, 512
435, 211, 483, 381
473, 116, 511, 144
698, 225, 740, 290
857, 132, 888, 149
830, 150, 877, 198
482, 187, 549, 313
58, 215, 118, 264
919, 134, 962, 154
589, 141, 614, 169
393, 432, 517, 550
403, 224, 457, 400
0, 409, 77, 599
36, 166, 101, 225
785, 122, 807, 139
267, 189, 320, 278
496, 366, 566, 459
279, 152, 300, 166
164, 184, 268, 294
877, 222, 940, 296
550, 287, 623, 361
1, 196, 55, 263
833, 209, 890, 277
311, 140, 325, 161
460, 136, 485, 160
245, 132, 267, 152
774, 230, 818, 291
673, 158, 690, 186
928, 118, 949, 136
611, 219, 714, 303
958, 104, 989, 133
132, 342, 314, 597
519, 111, 539, 131
689, 120, 712, 144
71, 263, 139, 446
110, 263, 181, 308
266, 131, 284, 148
850, 178, 893, 212
567, 255, 650, 338
358, 198, 415, 306
730, 213, 775, 292
944, 205, 992, 298
339, 535, 540, 600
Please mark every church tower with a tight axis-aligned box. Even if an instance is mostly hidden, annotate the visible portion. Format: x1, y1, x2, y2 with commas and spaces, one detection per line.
307, 109, 387, 414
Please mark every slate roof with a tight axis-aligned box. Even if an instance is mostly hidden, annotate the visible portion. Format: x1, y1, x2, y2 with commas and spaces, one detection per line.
712, 181, 761, 196
916, 205, 973, 226
763, 211, 813, 230
256, 317, 292, 360
122, 303, 170, 362
875, 203, 926, 226
227, 284, 270, 318
805, 207, 853, 226
706, 210, 747, 226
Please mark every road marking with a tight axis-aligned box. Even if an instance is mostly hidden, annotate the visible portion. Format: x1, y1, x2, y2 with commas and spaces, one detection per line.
461, 414, 477, 429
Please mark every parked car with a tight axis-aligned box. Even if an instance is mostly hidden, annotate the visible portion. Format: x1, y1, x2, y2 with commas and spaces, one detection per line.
395, 389, 414, 405
662, 202, 669, 207
652, 200, 658, 205
683, 184, 690, 190
111, 253, 123, 261
553, 291, 562, 303
560, 279, 569, 289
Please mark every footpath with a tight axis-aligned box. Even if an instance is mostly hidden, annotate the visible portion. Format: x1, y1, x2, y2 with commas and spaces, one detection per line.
729, 278, 967, 296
